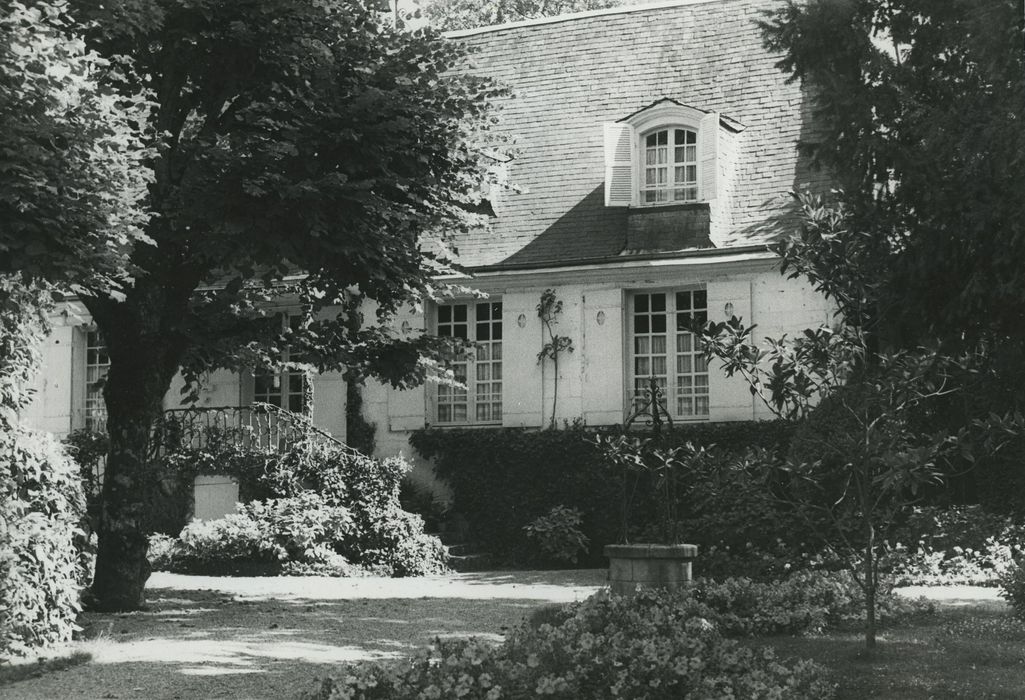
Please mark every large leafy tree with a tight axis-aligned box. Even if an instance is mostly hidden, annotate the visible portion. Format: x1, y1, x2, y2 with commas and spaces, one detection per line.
63, 0, 501, 611
0, 0, 151, 292
423, 0, 623, 31
760, 0, 1025, 351
0, 1, 150, 424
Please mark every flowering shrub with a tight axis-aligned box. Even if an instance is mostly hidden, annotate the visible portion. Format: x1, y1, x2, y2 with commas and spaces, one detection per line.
149, 433, 448, 577
998, 560, 1025, 620
149, 492, 358, 576
523, 505, 590, 565
0, 428, 87, 656
303, 589, 835, 700
690, 570, 932, 636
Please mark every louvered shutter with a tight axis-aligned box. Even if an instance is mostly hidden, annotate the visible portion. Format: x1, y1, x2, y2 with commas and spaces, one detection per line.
603, 122, 635, 207
698, 112, 719, 201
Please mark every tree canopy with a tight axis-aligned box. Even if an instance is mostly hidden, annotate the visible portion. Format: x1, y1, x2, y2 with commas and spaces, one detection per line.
0, 0, 151, 292
50, 0, 503, 610
423, 0, 623, 31
761, 0, 1025, 350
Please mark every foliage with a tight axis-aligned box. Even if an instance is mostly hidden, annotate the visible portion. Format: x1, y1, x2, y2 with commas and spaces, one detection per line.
690, 570, 932, 637
52, 0, 503, 609
304, 588, 835, 700
761, 0, 1025, 348
398, 475, 450, 533
998, 560, 1025, 621
148, 492, 360, 576
0, 277, 50, 426
536, 289, 574, 428
0, 0, 152, 292
0, 427, 87, 656
149, 432, 448, 577
62, 429, 109, 499
593, 434, 711, 545
424, 0, 624, 31
409, 422, 791, 565
889, 506, 1025, 586
523, 505, 589, 565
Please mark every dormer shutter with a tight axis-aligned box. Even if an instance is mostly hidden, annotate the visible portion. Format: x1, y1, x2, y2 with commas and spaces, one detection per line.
699, 112, 719, 201
603, 122, 635, 207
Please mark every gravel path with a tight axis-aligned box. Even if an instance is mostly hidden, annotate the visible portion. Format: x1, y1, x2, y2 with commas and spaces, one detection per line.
2, 570, 605, 700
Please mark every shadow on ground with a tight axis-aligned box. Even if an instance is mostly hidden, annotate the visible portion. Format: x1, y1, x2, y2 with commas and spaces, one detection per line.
2, 571, 605, 700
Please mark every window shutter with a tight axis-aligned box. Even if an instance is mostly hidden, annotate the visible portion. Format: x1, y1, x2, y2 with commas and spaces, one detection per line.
603, 122, 635, 207
699, 112, 719, 201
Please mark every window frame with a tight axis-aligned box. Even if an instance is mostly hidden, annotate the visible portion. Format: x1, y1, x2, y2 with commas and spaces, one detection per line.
84, 328, 109, 432
626, 287, 710, 422
638, 126, 699, 206
249, 313, 310, 415
431, 299, 503, 427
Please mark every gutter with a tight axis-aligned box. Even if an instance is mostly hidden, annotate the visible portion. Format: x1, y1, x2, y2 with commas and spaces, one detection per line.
465, 244, 775, 277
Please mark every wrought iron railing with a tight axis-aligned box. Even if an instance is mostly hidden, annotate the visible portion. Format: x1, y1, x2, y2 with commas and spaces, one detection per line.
157, 402, 351, 456
78, 403, 358, 492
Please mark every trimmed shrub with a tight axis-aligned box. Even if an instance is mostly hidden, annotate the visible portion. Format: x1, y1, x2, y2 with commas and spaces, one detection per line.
0, 428, 87, 656
410, 421, 793, 565
304, 588, 834, 700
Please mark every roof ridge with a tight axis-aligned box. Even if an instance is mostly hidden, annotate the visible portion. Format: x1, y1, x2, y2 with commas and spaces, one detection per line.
443, 0, 732, 38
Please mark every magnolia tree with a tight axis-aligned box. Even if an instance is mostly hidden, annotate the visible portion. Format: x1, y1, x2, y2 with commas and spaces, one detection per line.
55, 0, 504, 611
693, 192, 967, 649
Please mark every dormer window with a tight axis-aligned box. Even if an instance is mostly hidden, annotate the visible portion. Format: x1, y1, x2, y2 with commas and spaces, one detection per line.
641, 128, 698, 204
603, 98, 742, 209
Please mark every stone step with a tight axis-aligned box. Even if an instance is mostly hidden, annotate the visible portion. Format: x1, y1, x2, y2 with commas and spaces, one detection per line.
444, 542, 474, 557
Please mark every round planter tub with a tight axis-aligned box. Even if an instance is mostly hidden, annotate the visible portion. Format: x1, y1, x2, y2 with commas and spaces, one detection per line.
604, 543, 699, 596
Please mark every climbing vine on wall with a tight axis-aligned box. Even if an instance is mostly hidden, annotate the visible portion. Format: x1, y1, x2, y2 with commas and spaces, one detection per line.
536, 289, 574, 428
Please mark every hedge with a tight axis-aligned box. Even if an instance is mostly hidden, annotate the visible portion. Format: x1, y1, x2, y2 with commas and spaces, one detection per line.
409, 421, 794, 565
0, 428, 87, 656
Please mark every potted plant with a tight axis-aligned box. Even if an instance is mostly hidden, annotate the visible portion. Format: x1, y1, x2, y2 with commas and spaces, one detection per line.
593, 378, 700, 595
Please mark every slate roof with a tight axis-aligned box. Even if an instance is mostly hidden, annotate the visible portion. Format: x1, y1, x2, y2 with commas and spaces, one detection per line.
447, 0, 829, 271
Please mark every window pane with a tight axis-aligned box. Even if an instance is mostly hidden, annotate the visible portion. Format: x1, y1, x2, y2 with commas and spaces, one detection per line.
477, 364, 490, 381
686, 165, 697, 182
636, 316, 649, 333
686, 130, 697, 144
652, 314, 666, 333
652, 356, 666, 375
645, 169, 657, 185
438, 306, 451, 323
685, 145, 696, 161
635, 295, 649, 312
454, 324, 468, 339
635, 336, 649, 354
657, 130, 667, 145
646, 133, 658, 147
678, 355, 692, 374
477, 323, 490, 341
651, 335, 667, 354
695, 396, 709, 416
694, 290, 707, 309
454, 305, 467, 322
651, 294, 666, 312
635, 357, 649, 376
676, 291, 691, 310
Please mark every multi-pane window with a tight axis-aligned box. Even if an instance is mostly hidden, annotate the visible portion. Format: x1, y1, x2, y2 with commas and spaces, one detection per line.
85, 330, 109, 431
641, 128, 698, 204
630, 289, 709, 420
254, 315, 308, 414
436, 301, 502, 425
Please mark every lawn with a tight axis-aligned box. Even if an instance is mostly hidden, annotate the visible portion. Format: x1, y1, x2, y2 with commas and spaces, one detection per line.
3, 573, 1025, 699
745, 595, 1025, 699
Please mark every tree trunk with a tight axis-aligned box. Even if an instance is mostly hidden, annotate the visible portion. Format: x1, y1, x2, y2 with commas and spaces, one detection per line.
864, 520, 877, 649
86, 292, 185, 612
